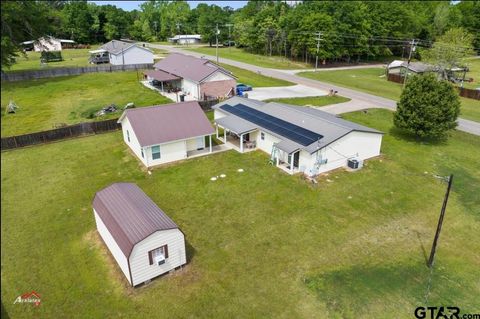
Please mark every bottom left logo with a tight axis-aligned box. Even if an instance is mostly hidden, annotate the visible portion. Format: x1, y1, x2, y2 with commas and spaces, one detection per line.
13, 291, 41, 307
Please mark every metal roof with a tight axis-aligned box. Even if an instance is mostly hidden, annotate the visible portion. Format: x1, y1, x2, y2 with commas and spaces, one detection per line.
153, 53, 235, 83
144, 69, 181, 82
93, 183, 179, 258
213, 97, 382, 154
215, 115, 258, 135
118, 101, 215, 147
275, 140, 301, 154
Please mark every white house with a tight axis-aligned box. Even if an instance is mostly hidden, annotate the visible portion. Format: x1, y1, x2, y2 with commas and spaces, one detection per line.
150, 53, 237, 100
118, 101, 215, 168
213, 97, 383, 176
22, 36, 75, 52
93, 183, 187, 287
168, 34, 202, 45
91, 40, 153, 65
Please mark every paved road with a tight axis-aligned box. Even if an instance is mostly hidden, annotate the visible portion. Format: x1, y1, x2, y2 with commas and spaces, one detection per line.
149, 43, 480, 136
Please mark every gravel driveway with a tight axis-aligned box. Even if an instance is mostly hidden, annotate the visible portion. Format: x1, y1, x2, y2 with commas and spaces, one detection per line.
246, 84, 327, 100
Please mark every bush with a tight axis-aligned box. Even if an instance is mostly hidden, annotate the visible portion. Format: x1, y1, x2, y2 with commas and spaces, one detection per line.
393, 74, 460, 138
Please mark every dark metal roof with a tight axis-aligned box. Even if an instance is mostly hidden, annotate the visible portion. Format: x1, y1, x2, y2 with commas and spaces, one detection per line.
93, 183, 178, 258
118, 101, 215, 147
144, 69, 181, 82
153, 53, 235, 82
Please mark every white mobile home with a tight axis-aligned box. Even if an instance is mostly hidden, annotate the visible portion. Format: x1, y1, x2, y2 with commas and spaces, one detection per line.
93, 183, 187, 287
118, 101, 215, 168
92, 40, 153, 65
213, 97, 383, 176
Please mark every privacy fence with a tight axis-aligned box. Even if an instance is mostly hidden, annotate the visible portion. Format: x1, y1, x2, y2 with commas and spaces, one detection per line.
1, 100, 219, 151
387, 73, 479, 100
1, 119, 121, 150
1, 63, 154, 82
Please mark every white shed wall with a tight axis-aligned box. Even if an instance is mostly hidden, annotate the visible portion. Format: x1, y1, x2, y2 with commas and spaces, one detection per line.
93, 209, 131, 285
129, 229, 186, 286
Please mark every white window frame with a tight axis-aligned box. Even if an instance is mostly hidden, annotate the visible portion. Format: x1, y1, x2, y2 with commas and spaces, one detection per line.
261, 132, 265, 140
151, 145, 161, 160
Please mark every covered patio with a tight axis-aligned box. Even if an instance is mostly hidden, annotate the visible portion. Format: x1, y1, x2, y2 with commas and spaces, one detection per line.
214, 116, 258, 153
272, 140, 301, 175
142, 70, 193, 102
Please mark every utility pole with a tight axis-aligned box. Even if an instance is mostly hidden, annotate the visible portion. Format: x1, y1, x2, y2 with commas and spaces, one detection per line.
225, 23, 233, 52
403, 38, 417, 88
153, 21, 158, 40
315, 31, 322, 72
215, 24, 220, 63
427, 175, 453, 268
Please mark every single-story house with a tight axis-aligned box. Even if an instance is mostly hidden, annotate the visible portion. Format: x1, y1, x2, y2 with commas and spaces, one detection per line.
93, 183, 186, 287
149, 53, 237, 100
387, 60, 437, 75
21, 36, 75, 52
213, 97, 383, 176
168, 34, 202, 45
90, 40, 153, 65
118, 101, 215, 168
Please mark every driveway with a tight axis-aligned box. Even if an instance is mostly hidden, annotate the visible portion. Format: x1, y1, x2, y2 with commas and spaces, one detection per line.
246, 84, 327, 100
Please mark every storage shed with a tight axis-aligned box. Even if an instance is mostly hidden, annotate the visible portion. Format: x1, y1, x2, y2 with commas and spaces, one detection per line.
93, 183, 186, 286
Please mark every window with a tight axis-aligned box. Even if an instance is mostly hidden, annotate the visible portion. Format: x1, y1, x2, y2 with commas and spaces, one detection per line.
151, 145, 161, 160
148, 245, 169, 265
126, 130, 130, 142
141, 148, 144, 158
261, 132, 265, 140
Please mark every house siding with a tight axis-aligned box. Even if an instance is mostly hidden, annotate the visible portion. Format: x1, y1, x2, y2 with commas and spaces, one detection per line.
120, 117, 148, 167
145, 140, 187, 167
93, 209, 131, 285
129, 229, 186, 286
182, 79, 200, 100
110, 46, 153, 65
186, 136, 206, 151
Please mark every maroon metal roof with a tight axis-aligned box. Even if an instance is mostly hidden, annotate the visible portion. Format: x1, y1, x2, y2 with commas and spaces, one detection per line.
93, 183, 179, 258
144, 69, 180, 82
153, 53, 234, 82
120, 101, 215, 147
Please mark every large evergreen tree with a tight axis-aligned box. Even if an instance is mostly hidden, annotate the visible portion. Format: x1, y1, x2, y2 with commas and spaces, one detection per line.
393, 74, 461, 138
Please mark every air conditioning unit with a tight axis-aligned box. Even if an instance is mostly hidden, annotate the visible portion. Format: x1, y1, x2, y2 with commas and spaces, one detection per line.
155, 254, 166, 266
347, 159, 359, 169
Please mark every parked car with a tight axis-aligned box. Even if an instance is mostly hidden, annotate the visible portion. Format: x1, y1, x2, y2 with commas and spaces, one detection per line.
223, 40, 236, 47
236, 83, 252, 92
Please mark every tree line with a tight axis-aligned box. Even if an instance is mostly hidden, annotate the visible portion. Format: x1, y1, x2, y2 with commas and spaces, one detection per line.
1, 0, 479, 69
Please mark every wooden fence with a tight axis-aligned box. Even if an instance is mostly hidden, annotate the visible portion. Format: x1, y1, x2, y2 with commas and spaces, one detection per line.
387, 73, 404, 84
1, 118, 121, 150
458, 87, 480, 100
1, 63, 153, 82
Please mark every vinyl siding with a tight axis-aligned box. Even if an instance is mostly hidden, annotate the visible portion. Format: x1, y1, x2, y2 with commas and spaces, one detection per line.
93, 209, 131, 285
109, 46, 153, 65
182, 79, 200, 99
186, 136, 206, 151
129, 229, 186, 286
145, 140, 187, 167
202, 71, 235, 82
120, 117, 148, 167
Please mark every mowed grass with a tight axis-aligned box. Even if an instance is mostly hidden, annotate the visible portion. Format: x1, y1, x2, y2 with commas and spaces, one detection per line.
188, 46, 310, 70
1, 109, 479, 318
7, 47, 98, 72
220, 63, 295, 87
265, 95, 350, 107
1, 71, 172, 136
463, 57, 480, 90
299, 67, 480, 122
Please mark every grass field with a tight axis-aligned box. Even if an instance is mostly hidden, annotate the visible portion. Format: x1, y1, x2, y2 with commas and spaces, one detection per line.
188, 46, 310, 70
220, 63, 294, 87
265, 95, 350, 107
299, 67, 480, 122
7, 47, 98, 72
1, 109, 479, 318
1, 71, 171, 136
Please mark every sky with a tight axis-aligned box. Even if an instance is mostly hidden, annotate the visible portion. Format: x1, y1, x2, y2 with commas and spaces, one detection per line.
89, 1, 249, 11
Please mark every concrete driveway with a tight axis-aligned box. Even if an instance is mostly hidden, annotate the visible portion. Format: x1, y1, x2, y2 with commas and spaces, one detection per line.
246, 84, 327, 100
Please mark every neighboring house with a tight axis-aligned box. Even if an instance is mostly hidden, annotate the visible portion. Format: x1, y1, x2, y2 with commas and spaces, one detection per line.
21, 36, 75, 52
168, 34, 202, 45
93, 183, 187, 287
118, 101, 215, 168
90, 40, 153, 65
213, 97, 383, 176
149, 53, 237, 100
387, 60, 437, 75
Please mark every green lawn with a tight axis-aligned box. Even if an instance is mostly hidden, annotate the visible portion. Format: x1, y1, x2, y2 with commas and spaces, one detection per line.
1, 109, 479, 318
299, 67, 480, 122
1, 71, 172, 136
463, 57, 479, 90
265, 95, 350, 107
220, 63, 294, 87
188, 46, 310, 70
7, 47, 99, 72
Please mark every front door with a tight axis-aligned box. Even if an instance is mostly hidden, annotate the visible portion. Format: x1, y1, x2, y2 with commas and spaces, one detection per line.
196, 136, 205, 150
244, 133, 250, 141
293, 152, 300, 168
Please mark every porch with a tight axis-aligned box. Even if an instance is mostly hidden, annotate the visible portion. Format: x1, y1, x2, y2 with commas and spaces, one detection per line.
214, 116, 259, 153
272, 141, 301, 175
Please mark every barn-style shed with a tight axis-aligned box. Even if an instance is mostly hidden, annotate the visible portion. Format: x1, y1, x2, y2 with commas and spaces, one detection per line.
93, 183, 186, 286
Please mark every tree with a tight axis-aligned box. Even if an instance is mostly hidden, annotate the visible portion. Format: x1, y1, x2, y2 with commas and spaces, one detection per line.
393, 74, 460, 139
61, 1, 93, 43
